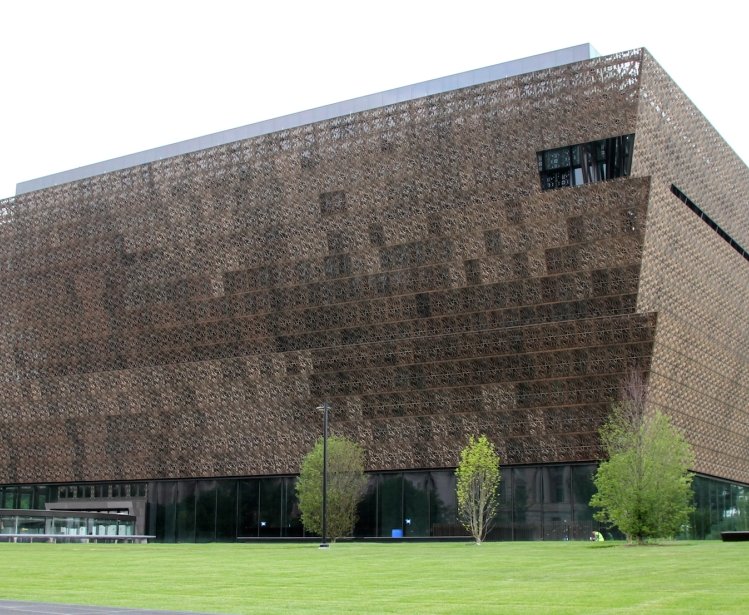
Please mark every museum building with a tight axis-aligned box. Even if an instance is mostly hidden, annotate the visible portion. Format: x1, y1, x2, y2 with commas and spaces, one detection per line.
0, 45, 747, 541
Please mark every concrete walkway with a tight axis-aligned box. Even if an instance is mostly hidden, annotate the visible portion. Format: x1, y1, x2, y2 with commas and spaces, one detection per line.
0, 601, 222, 615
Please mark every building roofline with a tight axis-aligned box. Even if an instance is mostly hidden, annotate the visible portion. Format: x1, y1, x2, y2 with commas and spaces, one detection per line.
15, 44, 598, 195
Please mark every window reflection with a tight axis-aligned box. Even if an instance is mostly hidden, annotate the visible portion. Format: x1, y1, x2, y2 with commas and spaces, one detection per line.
378, 474, 403, 537
512, 467, 543, 540
429, 471, 458, 537
403, 473, 430, 537
689, 476, 749, 539
176, 480, 196, 542
354, 477, 378, 537
6, 464, 741, 542
195, 481, 217, 542
259, 478, 283, 537
571, 465, 597, 540
237, 479, 259, 538
210, 481, 234, 541
538, 134, 634, 190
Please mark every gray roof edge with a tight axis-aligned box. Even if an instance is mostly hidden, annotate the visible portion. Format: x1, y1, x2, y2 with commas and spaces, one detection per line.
16, 43, 597, 195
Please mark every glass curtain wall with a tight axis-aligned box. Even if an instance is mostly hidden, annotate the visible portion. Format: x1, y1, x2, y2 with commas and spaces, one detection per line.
3, 468, 746, 542
0, 485, 52, 510
146, 476, 303, 542
689, 475, 749, 539
353, 465, 597, 540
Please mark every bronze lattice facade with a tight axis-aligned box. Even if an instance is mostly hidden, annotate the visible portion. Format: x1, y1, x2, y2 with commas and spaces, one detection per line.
0, 48, 747, 538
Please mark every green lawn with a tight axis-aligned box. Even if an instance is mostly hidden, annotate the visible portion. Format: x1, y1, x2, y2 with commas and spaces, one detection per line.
0, 541, 745, 614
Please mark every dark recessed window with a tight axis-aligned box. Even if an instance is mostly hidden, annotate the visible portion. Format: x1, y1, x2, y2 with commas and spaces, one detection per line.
671, 185, 749, 263
538, 134, 635, 191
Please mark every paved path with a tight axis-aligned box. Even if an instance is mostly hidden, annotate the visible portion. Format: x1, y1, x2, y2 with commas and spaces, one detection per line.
0, 602, 222, 615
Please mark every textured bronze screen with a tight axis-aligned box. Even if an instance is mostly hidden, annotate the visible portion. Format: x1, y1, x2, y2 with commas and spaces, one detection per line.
0, 48, 743, 486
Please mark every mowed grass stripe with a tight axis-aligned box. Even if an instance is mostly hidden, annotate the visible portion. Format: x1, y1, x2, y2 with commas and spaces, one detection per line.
0, 542, 745, 614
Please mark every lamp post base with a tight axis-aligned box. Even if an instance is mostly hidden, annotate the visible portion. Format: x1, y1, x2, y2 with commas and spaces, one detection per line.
319, 543, 330, 549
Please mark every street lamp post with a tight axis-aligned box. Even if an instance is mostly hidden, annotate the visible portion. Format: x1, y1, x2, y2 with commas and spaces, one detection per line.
316, 401, 330, 548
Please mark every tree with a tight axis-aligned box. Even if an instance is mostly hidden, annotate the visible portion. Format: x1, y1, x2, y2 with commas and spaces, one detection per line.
296, 436, 368, 542
591, 371, 695, 544
456, 434, 501, 544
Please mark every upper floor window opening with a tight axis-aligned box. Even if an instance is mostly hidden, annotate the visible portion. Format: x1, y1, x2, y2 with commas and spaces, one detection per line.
538, 134, 635, 190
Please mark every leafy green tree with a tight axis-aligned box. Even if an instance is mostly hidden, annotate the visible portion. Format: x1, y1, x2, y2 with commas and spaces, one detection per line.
456, 434, 501, 544
296, 436, 368, 542
591, 372, 695, 544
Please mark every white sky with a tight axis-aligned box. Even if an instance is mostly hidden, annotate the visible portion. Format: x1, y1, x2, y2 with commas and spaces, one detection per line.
1, 0, 746, 200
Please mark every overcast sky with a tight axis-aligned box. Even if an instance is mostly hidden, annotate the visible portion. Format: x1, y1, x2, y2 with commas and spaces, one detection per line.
1, 1, 746, 199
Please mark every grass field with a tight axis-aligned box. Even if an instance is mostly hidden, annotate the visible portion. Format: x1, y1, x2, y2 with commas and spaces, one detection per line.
0, 541, 746, 614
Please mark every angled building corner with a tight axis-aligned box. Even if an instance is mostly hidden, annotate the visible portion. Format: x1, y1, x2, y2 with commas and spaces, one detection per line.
0, 45, 746, 541
631, 49, 749, 485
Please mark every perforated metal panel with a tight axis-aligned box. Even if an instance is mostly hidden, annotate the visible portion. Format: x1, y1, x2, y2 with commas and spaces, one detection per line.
0, 48, 745, 486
